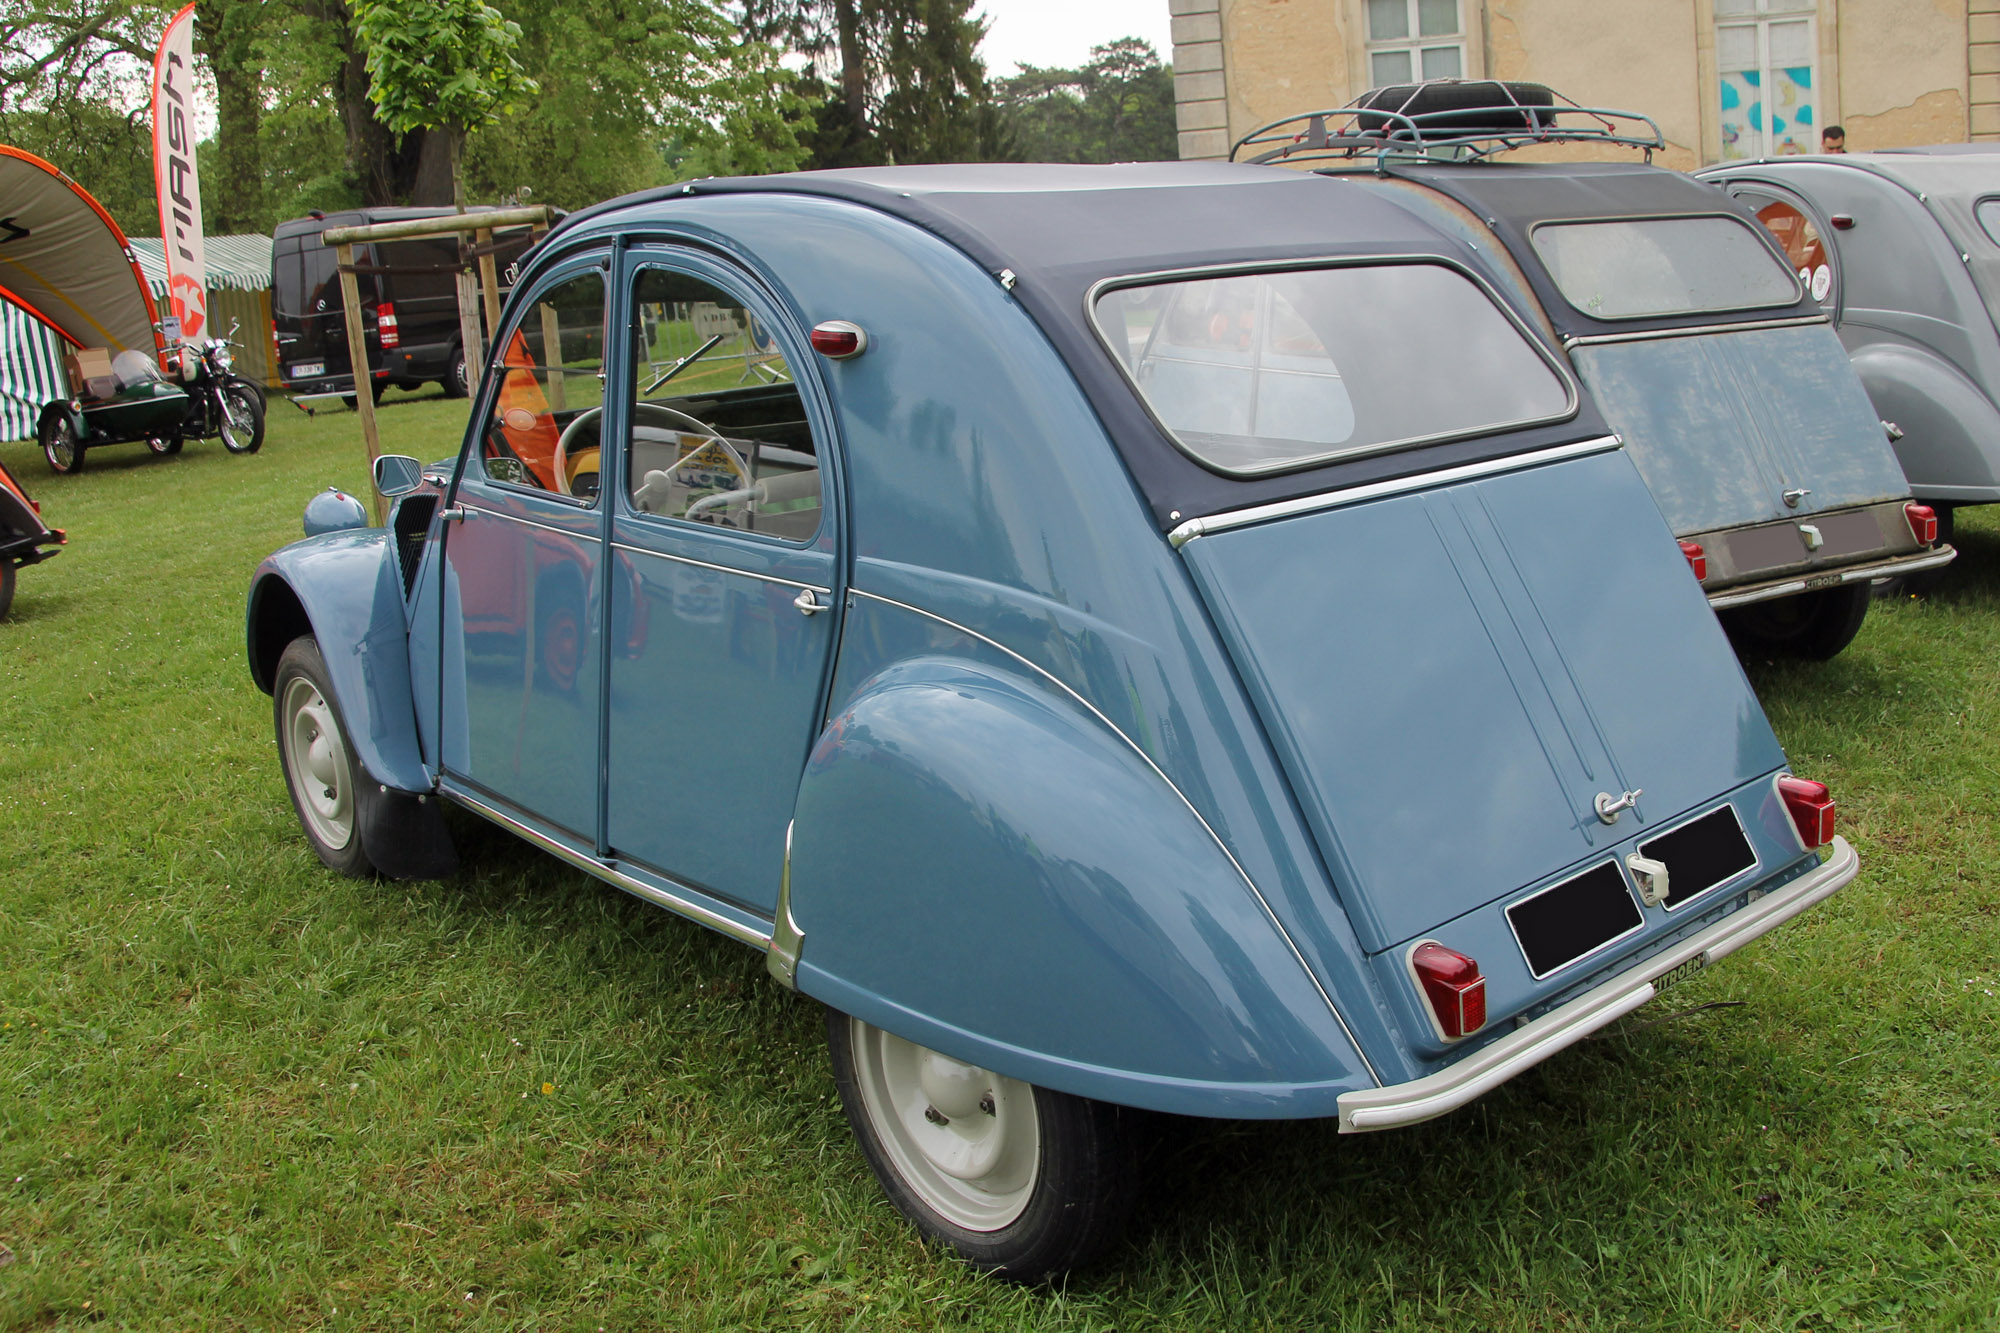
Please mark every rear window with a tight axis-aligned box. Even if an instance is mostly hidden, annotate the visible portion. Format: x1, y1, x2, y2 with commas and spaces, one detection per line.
1530, 215, 1801, 320
1977, 199, 2000, 248
1091, 263, 1574, 475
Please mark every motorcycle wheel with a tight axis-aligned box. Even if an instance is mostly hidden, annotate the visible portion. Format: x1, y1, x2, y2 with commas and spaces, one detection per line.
218, 380, 266, 454
39, 412, 82, 475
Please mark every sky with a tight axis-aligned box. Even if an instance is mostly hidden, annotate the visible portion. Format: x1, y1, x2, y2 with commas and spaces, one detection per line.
974, 0, 1176, 76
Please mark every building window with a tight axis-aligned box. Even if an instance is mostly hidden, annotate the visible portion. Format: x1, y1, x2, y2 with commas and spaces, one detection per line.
1716, 0, 1818, 159
1366, 0, 1464, 87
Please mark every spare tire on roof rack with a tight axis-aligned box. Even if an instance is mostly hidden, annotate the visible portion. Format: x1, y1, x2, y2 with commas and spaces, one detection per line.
1350, 80, 1559, 138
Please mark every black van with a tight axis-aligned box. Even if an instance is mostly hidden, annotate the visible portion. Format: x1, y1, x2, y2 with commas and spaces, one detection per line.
271, 208, 529, 402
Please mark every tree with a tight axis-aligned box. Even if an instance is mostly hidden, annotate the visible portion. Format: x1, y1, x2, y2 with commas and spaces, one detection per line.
995, 38, 1176, 165
744, 0, 1010, 168
349, 0, 536, 211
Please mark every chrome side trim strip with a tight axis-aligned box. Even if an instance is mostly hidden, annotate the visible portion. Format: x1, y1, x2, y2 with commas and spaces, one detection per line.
466, 505, 603, 543
1706, 545, 1956, 609
848, 587, 1382, 1087
1337, 836, 1859, 1132
1563, 314, 1830, 348
441, 782, 774, 950
1168, 436, 1620, 548
608, 539, 829, 594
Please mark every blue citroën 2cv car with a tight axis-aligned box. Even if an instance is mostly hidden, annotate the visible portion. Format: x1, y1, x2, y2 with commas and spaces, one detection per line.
248, 163, 1859, 1279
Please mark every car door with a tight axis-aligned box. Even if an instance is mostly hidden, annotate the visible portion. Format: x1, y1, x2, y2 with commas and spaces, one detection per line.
601, 250, 842, 916
1723, 181, 1843, 320
437, 255, 610, 842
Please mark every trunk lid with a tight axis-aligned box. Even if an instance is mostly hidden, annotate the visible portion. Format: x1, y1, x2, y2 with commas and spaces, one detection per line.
1180, 446, 1785, 954
1571, 323, 1908, 535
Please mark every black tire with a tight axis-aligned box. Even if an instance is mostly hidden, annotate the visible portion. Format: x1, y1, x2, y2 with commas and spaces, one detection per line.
0, 563, 15, 620
443, 345, 469, 399
272, 637, 376, 876
39, 412, 82, 475
1721, 582, 1871, 661
218, 381, 265, 454
826, 1009, 1138, 1283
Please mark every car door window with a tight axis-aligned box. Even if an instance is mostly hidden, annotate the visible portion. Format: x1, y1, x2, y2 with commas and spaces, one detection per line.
623, 268, 822, 541
474, 268, 607, 499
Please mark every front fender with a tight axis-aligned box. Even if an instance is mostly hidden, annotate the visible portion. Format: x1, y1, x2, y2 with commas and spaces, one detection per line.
786, 655, 1375, 1119
246, 528, 430, 794
1851, 340, 2000, 498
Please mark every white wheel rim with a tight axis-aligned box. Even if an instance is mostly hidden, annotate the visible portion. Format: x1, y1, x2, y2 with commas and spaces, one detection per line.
281, 675, 354, 849
222, 392, 254, 445
849, 1019, 1040, 1231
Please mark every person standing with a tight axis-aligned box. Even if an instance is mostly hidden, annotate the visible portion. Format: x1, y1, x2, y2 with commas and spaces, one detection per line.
1821, 125, 1847, 152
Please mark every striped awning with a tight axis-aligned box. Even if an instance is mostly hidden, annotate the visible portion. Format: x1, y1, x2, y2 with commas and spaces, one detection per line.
0, 302, 69, 442
128, 234, 272, 296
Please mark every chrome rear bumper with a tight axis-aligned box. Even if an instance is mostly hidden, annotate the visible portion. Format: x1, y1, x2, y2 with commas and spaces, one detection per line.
1336, 836, 1859, 1133
1706, 548, 1955, 609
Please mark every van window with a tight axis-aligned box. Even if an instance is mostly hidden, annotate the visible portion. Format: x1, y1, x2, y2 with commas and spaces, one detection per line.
1530, 215, 1801, 320
1092, 263, 1573, 475
623, 267, 820, 540
271, 237, 306, 318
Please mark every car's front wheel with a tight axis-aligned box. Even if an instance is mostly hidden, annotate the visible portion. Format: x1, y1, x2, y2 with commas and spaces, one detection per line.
1721, 582, 1870, 661
826, 1010, 1137, 1282
274, 637, 375, 876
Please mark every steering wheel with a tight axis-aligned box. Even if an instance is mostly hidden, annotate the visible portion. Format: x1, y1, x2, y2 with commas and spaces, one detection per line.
550, 402, 747, 500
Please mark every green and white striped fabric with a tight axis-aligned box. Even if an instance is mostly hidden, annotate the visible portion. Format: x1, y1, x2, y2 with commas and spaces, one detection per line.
0, 303, 69, 443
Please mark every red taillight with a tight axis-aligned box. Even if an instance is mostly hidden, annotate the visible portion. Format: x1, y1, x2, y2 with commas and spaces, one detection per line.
1679, 540, 1708, 582
377, 302, 399, 349
1412, 942, 1487, 1040
1778, 775, 1836, 849
1905, 502, 1938, 545
809, 320, 867, 359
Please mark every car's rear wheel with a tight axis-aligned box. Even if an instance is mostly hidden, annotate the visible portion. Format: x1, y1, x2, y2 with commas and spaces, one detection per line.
0, 563, 15, 620
1721, 582, 1870, 661
826, 1010, 1137, 1282
274, 637, 376, 876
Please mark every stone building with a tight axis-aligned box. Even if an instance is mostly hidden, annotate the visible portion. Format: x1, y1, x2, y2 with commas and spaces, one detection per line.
1172, 1, 1994, 170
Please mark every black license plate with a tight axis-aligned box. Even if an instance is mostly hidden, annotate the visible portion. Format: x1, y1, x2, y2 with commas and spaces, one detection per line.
1507, 861, 1644, 979
1640, 805, 1756, 910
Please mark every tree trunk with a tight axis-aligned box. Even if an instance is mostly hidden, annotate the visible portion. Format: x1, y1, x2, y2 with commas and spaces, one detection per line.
300, 0, 430, 205
834, 0, 868, 135
194, 0, 262, 233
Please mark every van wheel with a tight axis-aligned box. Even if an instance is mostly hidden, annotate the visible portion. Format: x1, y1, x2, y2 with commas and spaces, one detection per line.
443, 347, 468, 399
826, 1010, 1137, 1282
273, 637, 376, 876
1721, 583, 1870, 661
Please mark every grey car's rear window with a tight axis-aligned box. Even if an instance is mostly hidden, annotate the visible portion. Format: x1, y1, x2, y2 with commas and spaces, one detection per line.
1530, 216, 1801, 320
1091, 263, 1573, 475
1977, 199, 2000, 247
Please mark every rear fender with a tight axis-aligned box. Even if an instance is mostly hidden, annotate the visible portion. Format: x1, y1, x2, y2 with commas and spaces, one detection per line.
785, 654, 1375, 1119
246, 529, 431, 794
1850, 340, 2000, 497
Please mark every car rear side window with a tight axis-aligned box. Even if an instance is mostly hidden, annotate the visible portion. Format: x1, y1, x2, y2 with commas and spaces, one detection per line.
1530, 215, 1801, 320
1092, 262, 1573, 475
1976, 198, 2000, 248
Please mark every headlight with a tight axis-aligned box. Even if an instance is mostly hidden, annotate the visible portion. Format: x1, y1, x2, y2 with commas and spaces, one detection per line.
214, 346, 234, 371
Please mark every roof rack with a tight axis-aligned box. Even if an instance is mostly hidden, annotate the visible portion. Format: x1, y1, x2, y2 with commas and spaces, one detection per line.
1230, 80, 1666, 169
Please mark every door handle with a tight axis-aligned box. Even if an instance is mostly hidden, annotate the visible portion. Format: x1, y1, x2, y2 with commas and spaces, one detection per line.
439, 506, 476, 524
793, 588, 829, 616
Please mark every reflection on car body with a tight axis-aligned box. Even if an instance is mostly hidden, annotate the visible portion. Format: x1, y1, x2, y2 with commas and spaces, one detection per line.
247, 159, 1859, 1281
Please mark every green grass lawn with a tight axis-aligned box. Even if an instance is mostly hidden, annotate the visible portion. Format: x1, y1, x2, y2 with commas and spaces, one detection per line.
1, 396, 1996, 1330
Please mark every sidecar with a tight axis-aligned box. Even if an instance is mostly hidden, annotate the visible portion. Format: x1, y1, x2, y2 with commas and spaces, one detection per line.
247, 162, 1860, 1280
0, 146, 189, 474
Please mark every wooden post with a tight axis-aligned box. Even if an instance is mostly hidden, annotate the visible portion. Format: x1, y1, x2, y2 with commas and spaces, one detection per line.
456, 266, 485, 389
476, 228, 502, 337
537, 301, 566, 411
335, 241, 386, 524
